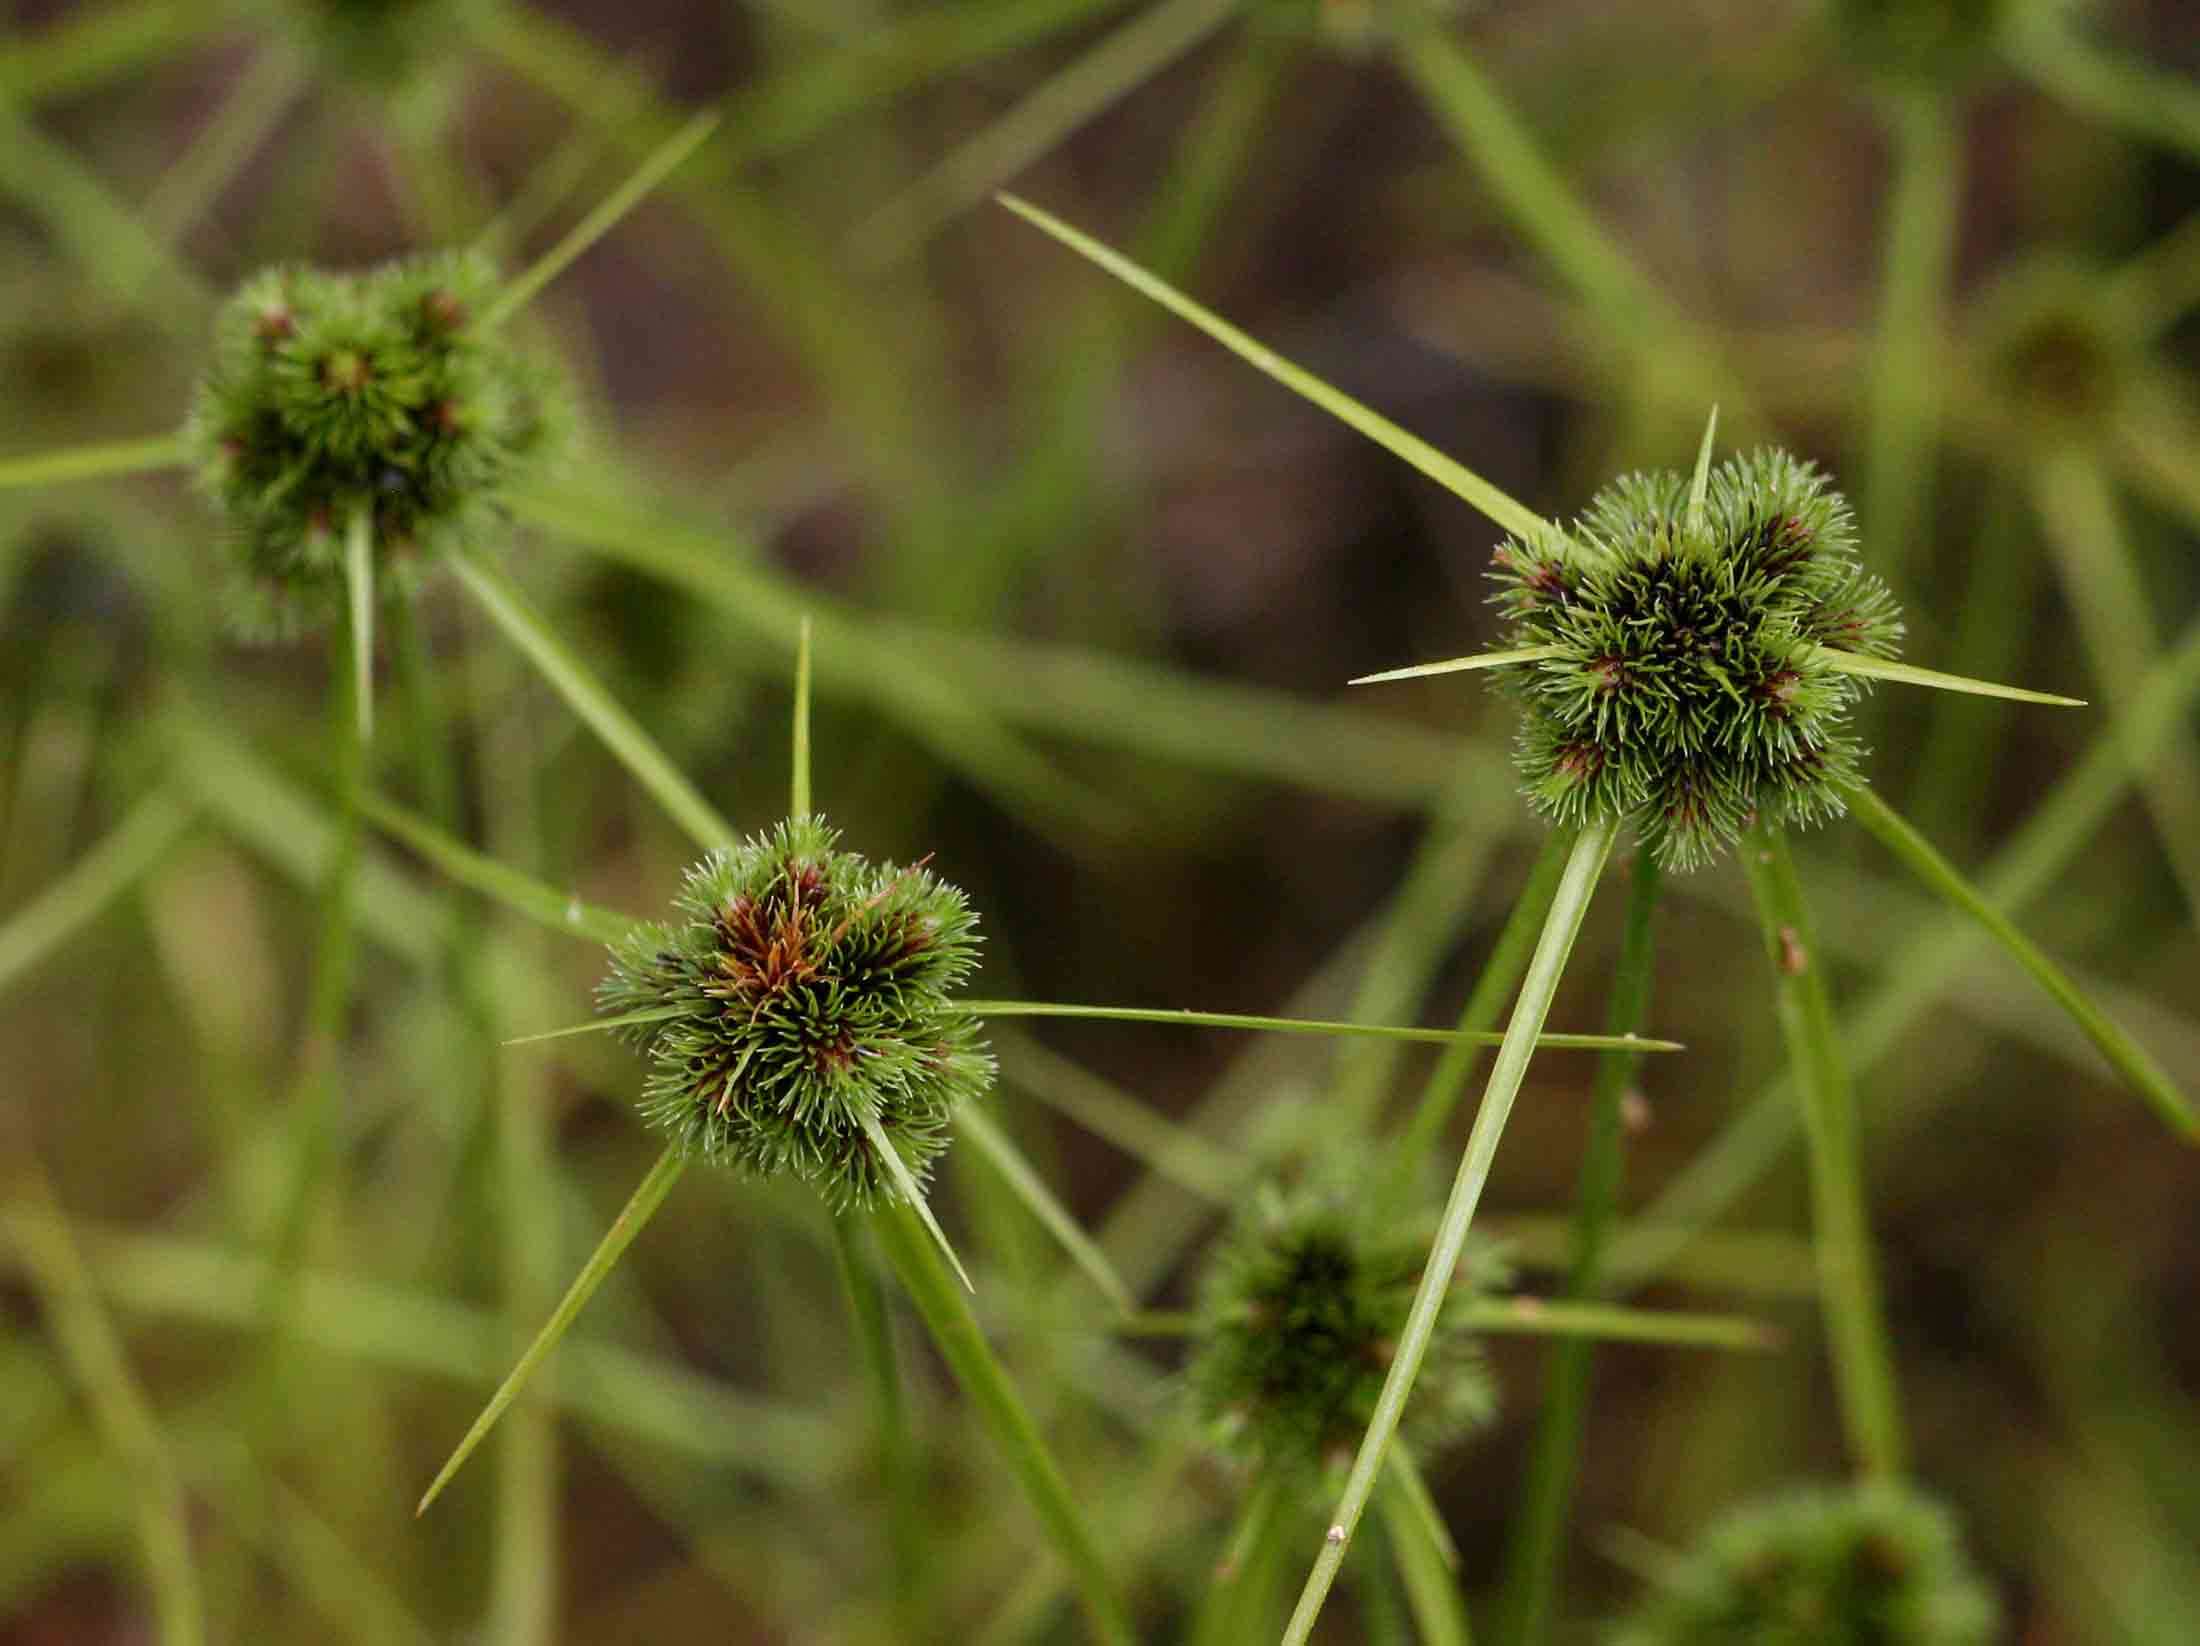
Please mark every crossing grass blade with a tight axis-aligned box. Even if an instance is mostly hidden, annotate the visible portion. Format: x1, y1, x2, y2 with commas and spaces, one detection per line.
967, 999, 1677, 1052
958, 1107, 1134, 1313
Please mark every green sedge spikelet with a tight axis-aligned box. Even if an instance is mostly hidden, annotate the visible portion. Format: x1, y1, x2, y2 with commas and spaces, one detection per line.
185, 250, 567, 636
1494, 449, 1904, 872
597, 817, 993, 1213
1191, 1176, 1502, 1480
1610, 1481, 1999, 1646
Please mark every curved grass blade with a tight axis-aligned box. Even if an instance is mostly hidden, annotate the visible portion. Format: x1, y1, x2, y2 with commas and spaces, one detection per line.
1845, 784, 2196, 1140
359, 792, 635, 945
1349, 645, 1561, 686
1813, 647, 2085, 706
1454, 1298, 1777, 1351
999, 193, 1556, 546
417, 1146, 687, 1514
871, 1198, 1134, 1645
479, 108, 722, 330
958, 1106, 1133, 1313
0, 432, 190, 491
448, 550, 736, 849
969, 998, 1677, 1052
1285, 818, 1619, 1645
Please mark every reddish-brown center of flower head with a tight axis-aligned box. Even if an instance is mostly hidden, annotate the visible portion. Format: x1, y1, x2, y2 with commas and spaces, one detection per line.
597, 818, 991, 1212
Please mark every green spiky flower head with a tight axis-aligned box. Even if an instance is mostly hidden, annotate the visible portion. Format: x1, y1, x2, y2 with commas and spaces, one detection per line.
1610, 1481, 1999, 1645
185, 250, 566, 635
1494, 449, 1904, 871
597, 818, 993, 1213
1190, 1176, 1502, 1480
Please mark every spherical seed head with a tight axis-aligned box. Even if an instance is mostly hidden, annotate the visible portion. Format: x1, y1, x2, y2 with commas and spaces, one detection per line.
1611, 1481, 2000, 1646
1493, 448, 1904, 872
597, 818, 992, 1214
185, 251, 568, 637
1189, 1180, 1502, 1480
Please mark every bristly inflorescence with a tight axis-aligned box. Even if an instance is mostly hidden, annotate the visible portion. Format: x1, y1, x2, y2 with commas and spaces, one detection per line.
1190, 1177, 1502, 1480
597, 817, 993, 1213
1492, 448, 1904, 872
185, 250, 566, 636
1610, 1482, 1999, 1645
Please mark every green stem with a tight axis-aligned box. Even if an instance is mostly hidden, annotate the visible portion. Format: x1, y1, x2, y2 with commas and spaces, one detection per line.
345, 508, 375, 745
0, 432, 190, 491
416, 1146, 688, 1514
1740, 824, 1907, 1479
141, 42, 307, 245
870, 1198, 1133, 1645
1843, 785, 2194, 1140
790, 614, 814, 816
1495, 847, 1661, 1646
448, 550, 736, 849
828, 1215, 921, 1629
1384, 1472, 1471, 1646
0, 0, 226, 106
1190, 1473, 1290, 1646
1284, 818, 1618, 1646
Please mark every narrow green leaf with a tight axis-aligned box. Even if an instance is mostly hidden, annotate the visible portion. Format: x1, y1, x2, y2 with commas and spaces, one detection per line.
501, 1006, 681, 1047
1845, 785, 2197, 1139
1687, 404, 1720, 535
0, 789, 192, 995
997, 1030, 1242, 1202
1382, 1475, 1470, 1646
999, 192, 1557, 546
1812, 646, 2086, 706
359, 792, 635, 945
1349, 645, 1562, 686
861, 1110, 971, 1292
449, 550, 737, 850
1385, 1451, 1460, 1572
871, 1199, 1133, 1645
969, 998, 1677, 1052
1285, 819, 1618, 1646
345, 508, 375, 745
480, 108, 722, 330
791, 614, 814, 817
0, 432, 190, 491
1456, 1298, 1778, 1351
959, 1107, 1134, 1313
417, 1146, 687, 1514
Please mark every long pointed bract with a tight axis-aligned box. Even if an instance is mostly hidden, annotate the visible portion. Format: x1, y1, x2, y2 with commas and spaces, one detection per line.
965, 998, 1676, 1052
346, 508, 375, 744
860, 1109, 971, 1292
1349, 645, 1561, 686
1000, 193, 1557, 546
1812, 646, 2086, 706
417, 1146, 687, 1514
1283, 820, 1620, 1644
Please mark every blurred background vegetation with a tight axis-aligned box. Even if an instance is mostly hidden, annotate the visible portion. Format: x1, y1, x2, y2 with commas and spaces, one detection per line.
1, 0, 2195, 1640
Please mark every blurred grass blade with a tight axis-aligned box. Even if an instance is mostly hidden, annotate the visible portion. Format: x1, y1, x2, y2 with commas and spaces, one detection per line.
998, 1030, 1241, 1202
1382, 1472, 1469, 1646
4, 1170, 203, 1646
959, 1107, 1133, 1312
1812, 647, 2085, 706
1845, 784, 2196, 1139
860, 1110, 970, 1292
345, 509, 375, 745
2005, 16, 2200, 166
449, 550, 736, 849
0, 0, 227, 106
418, 1146, 687, 1514
1350, 646, 1560, 686
503, 1007, 680, 1047
1287, 818, 1618, 1645
970, 998, 1676, 1052
855, 0, 1238, 262
142, 42, 307, 244
1455, 1298, 1777, 1351
999, 192, 1555, 545
0, 789, 191, 995
0, 432, 190, 491
1385, 1451, 1459, 1571
480, 108, 722, 329
359, 792, 635, 944
870, 1198, 1134, 1645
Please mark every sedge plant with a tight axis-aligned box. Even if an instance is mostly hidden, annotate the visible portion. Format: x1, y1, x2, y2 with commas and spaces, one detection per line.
395, 621, 1670, 1643
997, 191, 2197, 1643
